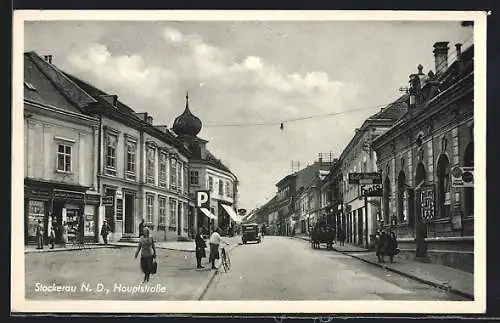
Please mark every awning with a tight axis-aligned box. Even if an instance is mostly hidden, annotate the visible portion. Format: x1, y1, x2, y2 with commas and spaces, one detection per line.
221, 204, 242, 223
199, 208, 217, 220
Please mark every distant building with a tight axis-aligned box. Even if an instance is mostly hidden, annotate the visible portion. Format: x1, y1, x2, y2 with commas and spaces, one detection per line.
172, 94, 239, 236
339, 95, 408, 248
371, 42, 474, 272
24, 52, 100, 245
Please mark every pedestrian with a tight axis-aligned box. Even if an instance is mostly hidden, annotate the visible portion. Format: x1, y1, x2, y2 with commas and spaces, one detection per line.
134, 227, 157, 283
208, 227, 229, 270
195, 228, 207, 269
61, 221, 68, 247
35, 219, 44, 249
139, 218, 145, 238
386, 231, 398, 263
376, 230, 388, 263
49, 222, 56, 249
100, 220, 110, 245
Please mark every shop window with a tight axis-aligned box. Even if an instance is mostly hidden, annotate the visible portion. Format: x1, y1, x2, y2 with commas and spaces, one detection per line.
190, 170, 199, 185
57, 144, 72, 172
65, 207, 81, 242
158, 197, 167, 227
105, 134, 117, 175
146, 194, 154, 223
146, 147, 155, 185
125, 141, 136, 179
84, 205, 95, 237
170, 158, 177, 190
437, 154, 451, 218
28, 200, 45, 238
169, 198, 177, 230
159, 152, 167, 188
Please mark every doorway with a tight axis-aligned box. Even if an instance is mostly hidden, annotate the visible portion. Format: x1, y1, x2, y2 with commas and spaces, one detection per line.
124, 193, 134, 234
415, 162, 427, 258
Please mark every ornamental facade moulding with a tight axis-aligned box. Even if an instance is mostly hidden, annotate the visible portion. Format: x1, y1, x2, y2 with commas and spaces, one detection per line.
103, 125, 120, 136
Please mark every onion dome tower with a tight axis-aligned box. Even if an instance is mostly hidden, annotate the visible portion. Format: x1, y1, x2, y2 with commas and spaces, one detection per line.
172, 92, 202, 137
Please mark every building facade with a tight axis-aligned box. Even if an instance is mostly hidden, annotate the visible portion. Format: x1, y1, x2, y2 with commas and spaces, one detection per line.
172, 94, 239, 236
64, 66, 193, 242
339, 97, 407, 248
24, 52, 101, 245
371, 42, 474, 272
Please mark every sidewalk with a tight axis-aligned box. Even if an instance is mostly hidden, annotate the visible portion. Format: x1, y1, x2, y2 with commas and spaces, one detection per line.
25, 243, 118, 253
291, 235, 474, 299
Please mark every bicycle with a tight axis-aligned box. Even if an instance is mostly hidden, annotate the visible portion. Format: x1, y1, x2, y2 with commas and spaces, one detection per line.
220, 246, 231, 273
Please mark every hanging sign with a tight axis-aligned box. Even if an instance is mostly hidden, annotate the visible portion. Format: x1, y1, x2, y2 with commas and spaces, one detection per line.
421, 185, 435, 222
361, 184, 383, 197
349, 172, 382, 185
451, 166, 474, 188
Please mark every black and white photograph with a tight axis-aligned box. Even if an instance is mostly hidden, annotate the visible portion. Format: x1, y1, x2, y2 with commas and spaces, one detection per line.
12, 10, 486, 314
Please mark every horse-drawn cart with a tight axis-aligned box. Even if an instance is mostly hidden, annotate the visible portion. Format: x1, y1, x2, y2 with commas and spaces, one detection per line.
310, 223, 335, 250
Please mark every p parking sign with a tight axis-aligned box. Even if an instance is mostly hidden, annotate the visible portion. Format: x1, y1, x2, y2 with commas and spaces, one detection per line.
196, 190, 210, 209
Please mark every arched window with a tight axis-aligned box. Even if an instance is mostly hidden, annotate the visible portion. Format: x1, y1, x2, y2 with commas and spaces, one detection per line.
397, 171, 407, 223
437, 155, 451, 218
383, 176, 391, 225
464, 142, 474, 217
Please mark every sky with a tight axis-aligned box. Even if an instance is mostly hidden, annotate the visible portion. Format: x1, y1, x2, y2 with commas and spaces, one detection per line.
23, 18, 473, 211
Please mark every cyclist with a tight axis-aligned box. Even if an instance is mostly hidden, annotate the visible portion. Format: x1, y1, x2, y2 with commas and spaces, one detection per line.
208, 228, 230, 270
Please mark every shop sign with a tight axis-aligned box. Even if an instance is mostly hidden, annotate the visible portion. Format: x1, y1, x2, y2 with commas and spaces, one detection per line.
360, 184, 383, 197
102, 196, 114, 206
85, 194, 101, 205
451, 166, 474, 188
25, 188, 51, 200
420, 185, 435, 222
348, 172, 382, 185
53, 189, 85, 203
116, 199, 123, 221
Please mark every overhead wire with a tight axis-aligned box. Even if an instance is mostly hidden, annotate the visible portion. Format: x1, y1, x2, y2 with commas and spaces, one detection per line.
203, 35, 474, 129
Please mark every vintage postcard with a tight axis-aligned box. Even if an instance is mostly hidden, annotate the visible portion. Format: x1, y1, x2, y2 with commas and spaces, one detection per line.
12, 10, 487, 314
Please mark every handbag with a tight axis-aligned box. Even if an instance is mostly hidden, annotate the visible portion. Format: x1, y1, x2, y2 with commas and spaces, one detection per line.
152, 260, 158, 274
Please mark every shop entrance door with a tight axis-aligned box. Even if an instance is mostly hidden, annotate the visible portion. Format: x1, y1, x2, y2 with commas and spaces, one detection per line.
124, 194, 134, 234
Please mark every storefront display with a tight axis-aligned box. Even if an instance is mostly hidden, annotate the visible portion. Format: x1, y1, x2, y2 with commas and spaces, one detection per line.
66, 207, 80, 242
84, 205, 95, 237
27, 200, 45, 238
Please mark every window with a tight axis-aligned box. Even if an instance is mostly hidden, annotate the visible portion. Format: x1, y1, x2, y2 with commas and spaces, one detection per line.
190, 171, 199, 185
169, 198, 177, 228
183, 165, 188, 194
146, 194, 154, 223
28, 200, 45, 238
146, 147, 155, 185
208, 176, 213, 192
170, 158, 177, 189
383, 176, 391, 225
397, 171, 407, 223
125, 141, 136, 179
226, 182, 231, 197
219, 179, 224, 196
159, 152, 167, 188
57, 144, 72, 172
177, 163, 182, 190
158, 197, 167, 226
105, 134, 117, 174
437, 155, 451, 218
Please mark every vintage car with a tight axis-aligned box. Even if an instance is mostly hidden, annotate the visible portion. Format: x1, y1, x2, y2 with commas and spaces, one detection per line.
241, 223, 261, 244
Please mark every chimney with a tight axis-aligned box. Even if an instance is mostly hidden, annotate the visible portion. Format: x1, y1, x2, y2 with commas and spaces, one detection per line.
43, 55, 53, 64
433, 41, 449, 75
147, 116, 153, 124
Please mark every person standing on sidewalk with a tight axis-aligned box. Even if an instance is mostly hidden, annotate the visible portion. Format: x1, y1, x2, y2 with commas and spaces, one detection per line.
386, 231, 398, 263
35, 220, 44, 249
61, 222, 68, 247
49, 222, 56, 249
139, 219, 145, 238
208, 228, 229, 270
135, 227, 157, 283
195, 229, 207, 269
100, 220, 111, 245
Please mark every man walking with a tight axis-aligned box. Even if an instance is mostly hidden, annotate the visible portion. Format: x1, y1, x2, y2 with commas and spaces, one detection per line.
35, 219, 44, 249
101, 220, 111, 245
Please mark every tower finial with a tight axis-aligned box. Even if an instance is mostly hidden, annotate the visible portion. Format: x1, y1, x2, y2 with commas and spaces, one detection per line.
185, 91, 189, 109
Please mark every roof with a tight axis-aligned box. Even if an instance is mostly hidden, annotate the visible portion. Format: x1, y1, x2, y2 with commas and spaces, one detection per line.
205, 149, 233, 174
24, 52, 90, 114
368, 94, 409, 122
63, 72, 141, 120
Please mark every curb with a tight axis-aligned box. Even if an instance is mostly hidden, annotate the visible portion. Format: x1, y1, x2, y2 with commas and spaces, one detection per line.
347, 253, 474, 300
194, 242, 242, 301
25, 245, 119, 254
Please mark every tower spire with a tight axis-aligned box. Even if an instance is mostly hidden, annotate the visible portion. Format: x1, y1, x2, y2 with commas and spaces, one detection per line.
185, 91, 189, 110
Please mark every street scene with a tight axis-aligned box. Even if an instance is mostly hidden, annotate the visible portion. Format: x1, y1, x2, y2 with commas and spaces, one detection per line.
16, 12, 481, 311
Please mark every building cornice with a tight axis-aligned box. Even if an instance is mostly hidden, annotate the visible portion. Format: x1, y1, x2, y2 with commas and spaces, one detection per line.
24, 99, 99, 126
